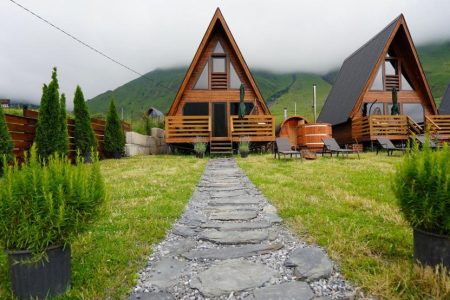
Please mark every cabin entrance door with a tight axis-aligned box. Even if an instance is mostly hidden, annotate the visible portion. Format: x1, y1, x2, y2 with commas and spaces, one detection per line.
212, 103, 228, 138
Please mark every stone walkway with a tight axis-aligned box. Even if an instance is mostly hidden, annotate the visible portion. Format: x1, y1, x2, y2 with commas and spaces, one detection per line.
129, 158, 356, 300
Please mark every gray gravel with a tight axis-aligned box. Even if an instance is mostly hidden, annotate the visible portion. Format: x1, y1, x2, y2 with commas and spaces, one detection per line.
129, 158, 359, 299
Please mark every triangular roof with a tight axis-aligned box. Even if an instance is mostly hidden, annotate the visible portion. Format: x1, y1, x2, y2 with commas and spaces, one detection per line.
168, 8, 269, 115
439, 83, 450, 114
318, 14, 436, 125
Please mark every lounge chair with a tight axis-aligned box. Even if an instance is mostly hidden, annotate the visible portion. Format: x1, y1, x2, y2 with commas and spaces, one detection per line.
274, 137, 302, 159
322, 138, 360, 159
416, 135, 438, 150
376, 138, 406, 156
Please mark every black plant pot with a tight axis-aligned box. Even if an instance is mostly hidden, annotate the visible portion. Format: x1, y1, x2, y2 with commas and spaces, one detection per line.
240, 151, 249, 158
413, 228, 450, 268
83, 152, 92, 164
7, 245, 71, 300
113, 151, 122, 159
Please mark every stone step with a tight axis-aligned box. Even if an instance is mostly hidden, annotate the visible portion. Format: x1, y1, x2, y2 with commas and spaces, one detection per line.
199, 229, 276, 244
182, 243, 283, 260
201, 221, 272, 231
209, 210, 258, 221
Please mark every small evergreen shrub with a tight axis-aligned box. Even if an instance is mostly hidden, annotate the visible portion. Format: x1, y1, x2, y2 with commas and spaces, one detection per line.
194, 142, 207, 154
239, 139, 250, 153
58, 93, 69, 156
0, 105, 14, 169
0, 146, 106, 259
104, 99, 125, 158
393, 138, 450, 235
73, 86, 97, 157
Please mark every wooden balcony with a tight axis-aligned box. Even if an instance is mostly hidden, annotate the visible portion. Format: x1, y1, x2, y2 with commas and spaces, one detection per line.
230, 115, 275, 142
425, 115, 450, 139
165, 116, 211, 143
352, 115, 422, 142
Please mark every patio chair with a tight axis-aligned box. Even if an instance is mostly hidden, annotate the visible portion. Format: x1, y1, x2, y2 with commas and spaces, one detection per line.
416, 135, 438, 150
322, 138, 360, 159
274, 137, 302, 160
376, 138, 406, 156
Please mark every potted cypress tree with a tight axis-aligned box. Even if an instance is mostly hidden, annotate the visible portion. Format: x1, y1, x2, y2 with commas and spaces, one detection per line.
58, 93, 69, 156
239, 137, 250, 158
0, 146, 105, 299
104, 98, 125, 159
0, 105, 14, 176
393, 138, 450, 268
194, 142, 207, 158
73, 86, 97, 162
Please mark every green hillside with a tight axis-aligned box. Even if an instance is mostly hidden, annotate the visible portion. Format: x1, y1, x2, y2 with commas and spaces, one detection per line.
417, 41, 450, 105
87, 41, 450, 119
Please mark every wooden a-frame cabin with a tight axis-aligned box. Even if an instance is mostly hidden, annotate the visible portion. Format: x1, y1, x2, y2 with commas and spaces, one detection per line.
318, 14, 450, 144
165, 8, 275, 152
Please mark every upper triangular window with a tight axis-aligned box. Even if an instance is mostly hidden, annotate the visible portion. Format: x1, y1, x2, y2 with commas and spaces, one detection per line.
370, 66, 383, 90
230, 62, 242, 89
194, 62, 209, 89
213, 41, 225, 54
401, 73, 413, 91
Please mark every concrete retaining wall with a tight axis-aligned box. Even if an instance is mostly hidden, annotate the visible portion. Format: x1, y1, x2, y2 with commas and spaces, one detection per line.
125, 129, 169, 156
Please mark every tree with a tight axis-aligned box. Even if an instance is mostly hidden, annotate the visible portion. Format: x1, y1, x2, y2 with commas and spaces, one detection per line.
58, 93, 69, 156
35, 67, 63, 160
73, 86, 96, 158
0, 105, 14, 173
104, 98, 125, 158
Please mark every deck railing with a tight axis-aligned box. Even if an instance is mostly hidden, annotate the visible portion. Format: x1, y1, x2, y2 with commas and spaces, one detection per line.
230, 115, 275, 142
165, 116, 211, 143
425, 115, 450, 136
352, 115, 410, 141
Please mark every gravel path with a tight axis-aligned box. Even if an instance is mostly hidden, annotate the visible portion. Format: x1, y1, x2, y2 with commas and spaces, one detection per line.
129, 158, 358, 300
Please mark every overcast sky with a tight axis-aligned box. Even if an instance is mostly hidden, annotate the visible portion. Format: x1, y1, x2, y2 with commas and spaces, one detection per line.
1, 0, 450, 109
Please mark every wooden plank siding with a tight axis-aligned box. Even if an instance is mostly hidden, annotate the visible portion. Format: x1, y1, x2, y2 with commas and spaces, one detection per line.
5, 109, 130, 160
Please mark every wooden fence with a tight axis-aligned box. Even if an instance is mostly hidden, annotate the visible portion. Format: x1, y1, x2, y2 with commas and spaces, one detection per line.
5, 108, 131, 160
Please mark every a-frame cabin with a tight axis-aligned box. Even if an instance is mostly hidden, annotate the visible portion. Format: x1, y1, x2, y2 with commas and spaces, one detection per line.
439, 83, 450, 114
318, 14, 449, 145
165, 8, 275, 152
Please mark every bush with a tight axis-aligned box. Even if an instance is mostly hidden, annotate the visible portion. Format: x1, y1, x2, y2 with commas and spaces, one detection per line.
0, 105, 14, 167
194, 141, 207, 154
0, 146, 106, 259
393, 138, 450, 235
239, 139, 250, 153
73, 86, 97, 157
35, 68, 68, 159
58, 93, 69, 155
104, 99, 125, 158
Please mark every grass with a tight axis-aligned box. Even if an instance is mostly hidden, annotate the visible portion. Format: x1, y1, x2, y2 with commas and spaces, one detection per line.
0, 155, 207, 299
238, 153, 450, 299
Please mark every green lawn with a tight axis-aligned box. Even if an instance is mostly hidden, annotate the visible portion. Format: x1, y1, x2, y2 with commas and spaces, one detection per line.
238, 153, 449, 299
0, 155, 207, 299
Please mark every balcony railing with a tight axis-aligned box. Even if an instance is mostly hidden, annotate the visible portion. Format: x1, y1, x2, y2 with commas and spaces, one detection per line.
230, 115, 275, 142
165, 116, 211, 143
425, 115, 450, 136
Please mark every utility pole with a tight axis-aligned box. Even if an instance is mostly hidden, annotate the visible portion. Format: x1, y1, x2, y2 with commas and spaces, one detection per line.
312, 84, 317, 123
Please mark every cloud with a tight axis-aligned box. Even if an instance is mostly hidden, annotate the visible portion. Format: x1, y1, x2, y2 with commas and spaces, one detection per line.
1, 0, 450, 109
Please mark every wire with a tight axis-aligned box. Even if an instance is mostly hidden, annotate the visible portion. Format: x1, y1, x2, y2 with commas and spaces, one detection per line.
8, 0, 174, 91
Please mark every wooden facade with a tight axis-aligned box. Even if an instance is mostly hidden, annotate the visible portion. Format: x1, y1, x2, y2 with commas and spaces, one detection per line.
165, 8, 275, 145
318, 15, 448, 144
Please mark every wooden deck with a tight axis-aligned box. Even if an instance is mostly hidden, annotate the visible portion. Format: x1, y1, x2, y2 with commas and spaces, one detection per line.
352, 115, 450, 142
165, 115, 275, 143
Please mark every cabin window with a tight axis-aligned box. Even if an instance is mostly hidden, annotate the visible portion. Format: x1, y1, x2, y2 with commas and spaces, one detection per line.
401, 74, 413, 91
230, 102, 254, 115
364, 102, 384, 115
385, 60, 398, 75
194, 62, 209, 89
183, 102, 209, 116
229, 63, 242, 89
371, 67, 383, 90
213, 41, 225, 54
212, 57, 226, 73
403, 103, 424, 123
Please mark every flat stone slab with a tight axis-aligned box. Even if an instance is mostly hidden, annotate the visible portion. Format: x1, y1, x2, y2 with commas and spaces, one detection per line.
200, 229, 270, 244
190, 260, 278, 297
145, 258, 187, 289
172, 225, 196, 237
265, 213, 282, 224
204, 205, 259, 212
210, 210, 258, 221
211, 190, 248, 198
252, 281, 314, 300
182, 243, 283, 260
201, 221, 272, 231
285, 247, 333, 280
129, 291, 174, 300
208, 197, 260, 206
178, 211, 206, 227
162, 239, 196, 256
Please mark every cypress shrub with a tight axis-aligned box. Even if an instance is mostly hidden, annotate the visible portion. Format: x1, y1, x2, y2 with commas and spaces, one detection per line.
393, 138, 450, 235
73, 86, 96, 158
35, 68, 63, 160
104, 99, 125, 158
0, 105, 14, 175
58, 93, 69, 156
0, 146, 105, 259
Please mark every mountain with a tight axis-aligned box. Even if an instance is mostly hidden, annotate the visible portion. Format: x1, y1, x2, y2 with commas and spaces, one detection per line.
87, 41, 450, 121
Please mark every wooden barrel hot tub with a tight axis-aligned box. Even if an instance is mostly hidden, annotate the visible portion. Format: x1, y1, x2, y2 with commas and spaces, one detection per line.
277, 116, 308, 147
297, 123, 332, 152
